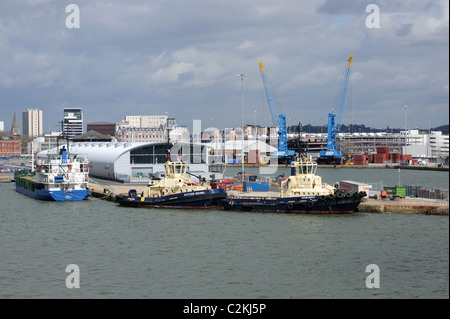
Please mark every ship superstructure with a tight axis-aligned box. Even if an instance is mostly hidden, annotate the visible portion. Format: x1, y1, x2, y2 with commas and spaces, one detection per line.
15, 147, 90, 201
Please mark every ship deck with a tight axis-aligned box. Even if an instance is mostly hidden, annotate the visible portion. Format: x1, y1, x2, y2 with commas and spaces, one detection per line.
226, 190, 281, 199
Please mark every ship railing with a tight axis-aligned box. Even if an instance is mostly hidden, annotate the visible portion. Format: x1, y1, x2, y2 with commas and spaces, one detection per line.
130, 177, 150, 183
36, 154, 90, 164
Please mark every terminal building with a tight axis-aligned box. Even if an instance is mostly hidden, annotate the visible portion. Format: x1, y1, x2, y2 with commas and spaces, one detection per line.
39, 141, 217, 183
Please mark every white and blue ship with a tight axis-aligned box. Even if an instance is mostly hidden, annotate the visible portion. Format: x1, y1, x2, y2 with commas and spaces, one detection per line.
14, 147, 90, 201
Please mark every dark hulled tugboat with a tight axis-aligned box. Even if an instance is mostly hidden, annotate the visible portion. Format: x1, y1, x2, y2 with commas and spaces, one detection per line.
221, 157, 366, 214
116, 160, 227, 209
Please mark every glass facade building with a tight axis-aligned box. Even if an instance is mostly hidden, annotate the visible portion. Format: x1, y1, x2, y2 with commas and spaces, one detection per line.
63, 108, 83, 139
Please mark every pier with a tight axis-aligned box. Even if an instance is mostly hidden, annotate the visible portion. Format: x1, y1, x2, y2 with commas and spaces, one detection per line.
359, 197, 449, 215
0, 173, 14, 183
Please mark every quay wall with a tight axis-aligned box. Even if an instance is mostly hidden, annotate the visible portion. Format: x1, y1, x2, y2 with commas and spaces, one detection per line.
359, 198, 448, 215
0, 174, 14, 183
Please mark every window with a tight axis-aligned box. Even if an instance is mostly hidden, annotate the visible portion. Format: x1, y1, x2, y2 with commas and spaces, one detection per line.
130, 144, 171, 164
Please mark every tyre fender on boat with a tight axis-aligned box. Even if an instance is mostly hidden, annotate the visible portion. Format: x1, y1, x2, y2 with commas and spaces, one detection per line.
224, 200, 234, 210
307, 201, 314, 208
287, 202, 294, 209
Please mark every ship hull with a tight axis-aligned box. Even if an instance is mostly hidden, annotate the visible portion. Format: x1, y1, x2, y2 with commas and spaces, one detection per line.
15, 184, 90, 201
221, 192, 365, 214
116, 188, 227, 209
14, 171, 90, 202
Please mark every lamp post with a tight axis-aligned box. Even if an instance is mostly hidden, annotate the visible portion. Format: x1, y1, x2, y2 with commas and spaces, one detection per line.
428, 116, 431, 157
237, 73, 247, 181
404, 105, 407, 154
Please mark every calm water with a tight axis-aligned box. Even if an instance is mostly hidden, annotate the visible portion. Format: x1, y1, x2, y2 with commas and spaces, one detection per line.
0, 168, 448, 299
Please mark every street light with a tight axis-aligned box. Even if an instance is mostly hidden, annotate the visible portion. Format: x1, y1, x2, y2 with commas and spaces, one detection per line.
428, 116, 431, 157
404, 105, 407, 154
237, 73, 247, 181
428, 116, 431, 134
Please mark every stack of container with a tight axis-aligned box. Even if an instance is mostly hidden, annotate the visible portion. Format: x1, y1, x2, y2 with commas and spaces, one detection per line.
429, 188, 443, 199
418, 188, 429, 198
400, 154, 412, 162
374, 153, 387, 163
353, 153, 369, 165
374, 147, 389, 163
389, 152, 400, 163
384, 185, 446, 199
405, 185, 421, 197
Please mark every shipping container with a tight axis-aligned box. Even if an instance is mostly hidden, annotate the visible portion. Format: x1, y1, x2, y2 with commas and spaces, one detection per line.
376, 147, 389, 154
374, 158, 386, 164
395, 186, 406, 198
339, 180, 369, 197
400, 154, 412, 160
243, 181, 270, 192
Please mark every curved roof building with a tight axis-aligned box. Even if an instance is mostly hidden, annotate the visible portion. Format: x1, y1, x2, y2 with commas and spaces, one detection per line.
39, 142, 212, 182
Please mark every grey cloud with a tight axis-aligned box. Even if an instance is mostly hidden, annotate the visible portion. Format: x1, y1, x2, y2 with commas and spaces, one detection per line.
395, 23, 413, 37
0, 0, 447, 131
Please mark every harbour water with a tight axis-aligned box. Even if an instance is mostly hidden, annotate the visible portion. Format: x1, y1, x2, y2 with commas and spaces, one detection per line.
0, 168, 448, 299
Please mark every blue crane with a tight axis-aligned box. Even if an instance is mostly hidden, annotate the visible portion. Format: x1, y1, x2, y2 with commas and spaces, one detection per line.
259, 62, 295, 163
317, 55, 354, 164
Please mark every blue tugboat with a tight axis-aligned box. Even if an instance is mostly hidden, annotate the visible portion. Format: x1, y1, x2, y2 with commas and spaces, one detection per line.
14, 147, 90, 201
222, 157, 366, 214
116, 160, 227, 209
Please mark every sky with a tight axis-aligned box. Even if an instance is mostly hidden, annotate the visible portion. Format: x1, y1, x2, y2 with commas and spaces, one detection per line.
0, 0, 448, 134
